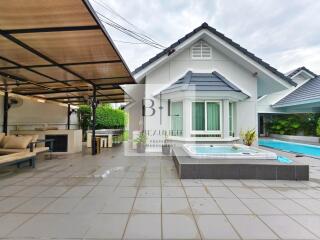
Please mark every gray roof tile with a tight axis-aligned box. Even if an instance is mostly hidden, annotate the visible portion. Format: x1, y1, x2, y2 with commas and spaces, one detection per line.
273, 76, 320, 107
160, 71, 247, 95
133, 22, 296, 86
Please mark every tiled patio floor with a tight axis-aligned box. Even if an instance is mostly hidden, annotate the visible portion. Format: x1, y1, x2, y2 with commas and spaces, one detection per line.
0, 144, 320, 239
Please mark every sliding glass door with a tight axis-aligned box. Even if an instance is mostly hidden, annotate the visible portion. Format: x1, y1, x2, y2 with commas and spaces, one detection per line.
192, 101, 221, 133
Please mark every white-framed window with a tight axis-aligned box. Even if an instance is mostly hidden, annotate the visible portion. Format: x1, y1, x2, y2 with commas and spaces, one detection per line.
191, 101, 221, 134
170, 101, 183, 136
191, 40, 212, 60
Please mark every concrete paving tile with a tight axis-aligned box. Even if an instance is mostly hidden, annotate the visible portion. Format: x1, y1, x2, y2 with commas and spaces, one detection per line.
196, 214, 239, 239
42, 198, 81, 213
124, 214, 161, 239
241, 198, 282, 215
137, 187, 161, 198
268, 199, 312, 214
61, 186, 93, 197
162, 198, 191, 214
0, 197, 30, 213
260, 215, 317, 239
0, 213, 33, 237
12, 197, 55, 213
189, 198, 222, 214
10, 214, 91, 238
162, 187, 186, 197
227, 215, 278, 239
291, 215, 320, 238
207, 186, 236, 198
133, 198, 161, 213
215, 198, 252, 214
253, 187, 286, 199
85, 214, 128, 239
184, 187, 211, 198
229, 187, 261, 198
163, 214, 200, 240
293, 198, 320, 214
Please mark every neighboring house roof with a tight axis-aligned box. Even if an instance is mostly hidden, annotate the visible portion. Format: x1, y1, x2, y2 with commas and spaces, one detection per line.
133, 22, 296, 86
286, 66, 317, 78
273, 76, 320, 108
160, 71, 248, 96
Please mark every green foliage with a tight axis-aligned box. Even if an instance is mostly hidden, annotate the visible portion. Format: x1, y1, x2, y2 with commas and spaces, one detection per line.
77, 104, 127, 141
316, 118, 320, 137
267, 114, 320, 136
134, 132, 147, 144
77, 105, 92, 140
240, 129, 257, 146
96, 104, 127, 129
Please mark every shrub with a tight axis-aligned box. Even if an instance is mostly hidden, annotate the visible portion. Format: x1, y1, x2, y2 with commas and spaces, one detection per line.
316, 118, 320, 137
96, 104, 127, 129
267, 113, 320, 136
77, 104, 127, 140
77, 105, 92, 140
240, 129, 257, 146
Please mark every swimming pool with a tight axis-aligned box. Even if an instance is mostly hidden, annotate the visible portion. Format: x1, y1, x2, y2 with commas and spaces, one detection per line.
183, 144, 277, 160
259, 139, 320, 158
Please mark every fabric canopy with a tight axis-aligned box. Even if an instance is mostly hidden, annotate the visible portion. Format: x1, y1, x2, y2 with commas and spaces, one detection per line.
0, 0, 135, 104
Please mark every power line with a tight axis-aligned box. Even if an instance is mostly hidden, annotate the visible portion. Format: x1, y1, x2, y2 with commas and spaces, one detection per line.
96, 11, 165, 50
92, 0, 166, 50
113, 39, 146, 45
92, 0, 165, 48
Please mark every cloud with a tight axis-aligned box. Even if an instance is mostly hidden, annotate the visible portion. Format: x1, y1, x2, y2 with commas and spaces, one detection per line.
90, 0, 320, 74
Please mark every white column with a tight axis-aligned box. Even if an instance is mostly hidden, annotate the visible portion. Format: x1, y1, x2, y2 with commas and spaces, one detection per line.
183, 99, 191, 138
222, 100, 229, 139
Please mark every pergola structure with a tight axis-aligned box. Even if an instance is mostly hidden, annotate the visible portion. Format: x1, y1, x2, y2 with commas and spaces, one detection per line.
0, 0, 135, 155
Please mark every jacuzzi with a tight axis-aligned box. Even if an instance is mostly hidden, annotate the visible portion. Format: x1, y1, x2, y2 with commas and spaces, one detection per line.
183, 144, 277, 160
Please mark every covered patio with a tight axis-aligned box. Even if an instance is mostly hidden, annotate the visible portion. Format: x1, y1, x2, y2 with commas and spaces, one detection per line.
0, 0, 134, 156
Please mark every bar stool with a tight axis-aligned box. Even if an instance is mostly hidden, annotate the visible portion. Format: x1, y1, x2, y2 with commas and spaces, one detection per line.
100, 137, 108, 148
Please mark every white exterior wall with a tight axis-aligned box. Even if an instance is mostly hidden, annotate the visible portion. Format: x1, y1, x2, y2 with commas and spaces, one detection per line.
0, 94, 78, 133
143, 42, 258, 150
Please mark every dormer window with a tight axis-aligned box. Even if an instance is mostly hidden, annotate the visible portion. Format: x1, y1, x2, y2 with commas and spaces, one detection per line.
191, 40, 212, 60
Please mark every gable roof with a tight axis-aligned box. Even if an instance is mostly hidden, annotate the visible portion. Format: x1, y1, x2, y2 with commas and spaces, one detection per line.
273, 76, 320, 108
133, 22, 296, 86
286, 66, 317, 78
161, 71, 248, 96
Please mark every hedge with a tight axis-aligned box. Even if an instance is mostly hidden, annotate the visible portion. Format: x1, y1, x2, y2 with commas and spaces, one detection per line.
77, 104, 127, 140
267, 113, 320, 136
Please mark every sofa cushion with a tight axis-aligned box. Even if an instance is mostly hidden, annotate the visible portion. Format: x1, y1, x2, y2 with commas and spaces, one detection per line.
0, 133, 5, 146
3, 136, 33, 149
0, 135, 15, 148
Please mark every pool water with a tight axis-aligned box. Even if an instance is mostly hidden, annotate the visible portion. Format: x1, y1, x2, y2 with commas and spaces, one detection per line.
183, 144, 277, 160
259, 139, 320, 158
189, 145, 258, 154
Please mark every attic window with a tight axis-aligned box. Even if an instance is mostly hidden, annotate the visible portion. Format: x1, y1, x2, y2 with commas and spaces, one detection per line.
191, 40, 212, 60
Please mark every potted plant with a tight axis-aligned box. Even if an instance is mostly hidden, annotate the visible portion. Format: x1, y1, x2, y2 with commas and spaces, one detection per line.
162, 133, 171, 155
240, 129, 257, 146
135, 132, 147, 153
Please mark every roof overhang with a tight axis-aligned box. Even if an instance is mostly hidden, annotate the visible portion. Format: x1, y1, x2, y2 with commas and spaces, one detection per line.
133, 28, 294, 90
0, 0, 135, 105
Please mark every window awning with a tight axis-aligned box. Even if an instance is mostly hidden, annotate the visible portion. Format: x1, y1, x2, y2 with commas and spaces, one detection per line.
0, 0, 135, 105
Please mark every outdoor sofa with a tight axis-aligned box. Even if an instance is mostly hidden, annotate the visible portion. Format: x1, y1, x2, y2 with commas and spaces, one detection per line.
0, 133, 49, 168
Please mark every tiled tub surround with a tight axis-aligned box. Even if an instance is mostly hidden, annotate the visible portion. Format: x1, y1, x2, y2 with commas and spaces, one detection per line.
173, 147, 309, 180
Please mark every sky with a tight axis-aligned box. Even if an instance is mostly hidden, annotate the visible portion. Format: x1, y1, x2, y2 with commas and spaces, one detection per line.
90, 0, 320, 74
